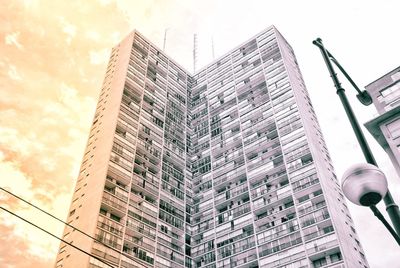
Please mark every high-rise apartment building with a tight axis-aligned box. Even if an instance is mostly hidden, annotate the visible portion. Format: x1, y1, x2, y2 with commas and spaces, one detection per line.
365, 66, 400, 177
55, 26, 369, 268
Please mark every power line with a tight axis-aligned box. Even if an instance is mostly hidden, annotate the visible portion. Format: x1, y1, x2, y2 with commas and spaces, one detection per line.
0, 206, 116, 268
0, 187, 141, 266
1, 187, 106, 248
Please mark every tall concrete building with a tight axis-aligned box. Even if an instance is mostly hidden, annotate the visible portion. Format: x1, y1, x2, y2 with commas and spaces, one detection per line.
365, 66, 400, 177
55, 26, 369, 268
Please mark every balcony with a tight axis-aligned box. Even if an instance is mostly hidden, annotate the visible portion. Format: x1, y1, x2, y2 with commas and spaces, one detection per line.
124, 234, 155, 252
259, 250, 307, 268
131, 174, 159, 199
156, 248, 185, 266
104, 185, 129, 202
97, 214, 124, 237
300, 210, 330, 228
218, 248, 258, 268
216, 202, 251, 226
258, 232, 303, 258
95, 233, 122, 250
136, 139, 161, 163
255, 205, 296, 233
292, 175, 319, 193
251, 173, 288, 200
125, 218, 156, 240
253, 185, 291, 212
298, 200, 326, 217
217, 237, 256, 259
306, 236, 339, 257
135, 152, 160, 174
304, 225, 334, 242
257, 218, 299, 245
122, 246, 154, 266
214, 183, 249, 207
108, 161, 132, 181
213, 166, 247, 188
248, 162, 286, 189
129, 200, 158, 219
102, 191, 128, 215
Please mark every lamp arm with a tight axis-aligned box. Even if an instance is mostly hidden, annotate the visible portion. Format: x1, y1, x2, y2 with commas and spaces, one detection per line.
313, 37, 400, 236
328, 54, 362, 94
312, 39, 372, 106
370, 205, 400, 245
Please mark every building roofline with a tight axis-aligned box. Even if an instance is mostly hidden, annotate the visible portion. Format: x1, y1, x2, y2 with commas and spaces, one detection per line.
116, 29, 192, 75
364, 106, 400, 149
114, 25, 282, 77
365, 65, 400, 89
194, 25, 276, 75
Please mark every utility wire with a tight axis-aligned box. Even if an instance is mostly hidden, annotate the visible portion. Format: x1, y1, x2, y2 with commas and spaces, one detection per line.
1, 187, 108, 247
0, 187, 139, 265
0, 206, 116, 268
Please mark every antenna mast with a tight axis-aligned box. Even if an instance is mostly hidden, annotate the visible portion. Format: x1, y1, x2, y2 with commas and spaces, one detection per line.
163, 28, 169, 51
212, 36, 215, 59
193, 34, 198, 73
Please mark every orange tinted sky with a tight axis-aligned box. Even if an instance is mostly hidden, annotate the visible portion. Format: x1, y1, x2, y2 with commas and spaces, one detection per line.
0, 1, 132, 266
1, 0, 399, 267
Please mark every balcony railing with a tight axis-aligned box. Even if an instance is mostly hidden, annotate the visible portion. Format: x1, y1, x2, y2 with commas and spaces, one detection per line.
301, 211, 330, 228
104, 186, 128, 202
253, 186, 291, 211
102, 191, 128, 212
298, 201, 326, 216
97, 214, 124, 237
126, 218, 156, 239
214, 183, 248, 206
304, 226, 334, 242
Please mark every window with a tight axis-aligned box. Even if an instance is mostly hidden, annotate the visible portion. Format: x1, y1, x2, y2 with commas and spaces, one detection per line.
69, 209, 76, 216
110, 213, 121, 222
112, 143, 124, 155
298, 194, 309, 203
161, 225, 168, 234
380, 82, 400, 97
313, 257, 327, 268
386, 119, 400, 139
330, 252, 342, 262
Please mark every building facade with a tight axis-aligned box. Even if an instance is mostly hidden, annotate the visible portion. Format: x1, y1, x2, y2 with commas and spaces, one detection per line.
55, 26, 369, 268
365, 66, 400, 177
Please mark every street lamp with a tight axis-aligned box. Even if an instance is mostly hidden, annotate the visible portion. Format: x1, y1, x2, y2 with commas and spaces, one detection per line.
313, 38, 400, 245
342, 163, 388, 206
342, 163, 400, 245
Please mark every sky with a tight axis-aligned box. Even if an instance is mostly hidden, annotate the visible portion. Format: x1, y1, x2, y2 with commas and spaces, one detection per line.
0, 0, 399, 267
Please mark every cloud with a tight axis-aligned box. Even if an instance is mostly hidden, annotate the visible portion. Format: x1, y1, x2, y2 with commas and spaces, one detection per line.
7, 65, 22, 80
0, 221, 54, 268
89, 48, 109, 65
58, 16, 77, 44
2, 0, 399, 267
5, 32, 23, 50
0, 1, 131, 266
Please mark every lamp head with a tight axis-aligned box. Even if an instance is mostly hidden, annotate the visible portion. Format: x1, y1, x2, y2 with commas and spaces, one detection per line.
312, 38, 323, 48
356, 90, 373, 106
341, 163, 388, 206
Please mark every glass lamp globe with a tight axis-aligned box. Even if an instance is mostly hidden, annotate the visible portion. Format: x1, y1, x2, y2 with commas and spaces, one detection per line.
341, 163, 388, 206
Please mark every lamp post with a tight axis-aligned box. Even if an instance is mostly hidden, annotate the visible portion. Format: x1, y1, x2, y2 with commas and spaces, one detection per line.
313, 38, 400, 243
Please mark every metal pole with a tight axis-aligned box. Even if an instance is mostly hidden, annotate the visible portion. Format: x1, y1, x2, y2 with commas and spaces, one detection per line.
313, 38, 400, 236
370, 205, 400, 245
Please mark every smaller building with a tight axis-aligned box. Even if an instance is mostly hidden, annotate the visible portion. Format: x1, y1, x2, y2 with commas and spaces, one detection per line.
365, 66, 400, 177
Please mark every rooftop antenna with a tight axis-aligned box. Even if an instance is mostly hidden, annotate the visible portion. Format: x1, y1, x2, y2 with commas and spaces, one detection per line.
163, 28, 169, 51
193, 34, 198, 73
212, 36, 215, 59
